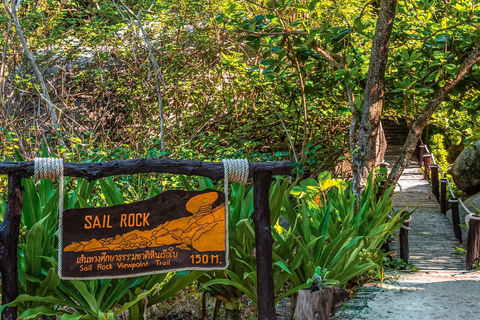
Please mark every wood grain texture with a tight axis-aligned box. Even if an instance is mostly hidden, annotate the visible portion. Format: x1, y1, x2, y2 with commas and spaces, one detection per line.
0, 159, 291, 181
449, 199, 462, 243
295, 287, 347, 320
466, 219, 480, 270
399, 220, 410, 264
253, 171, 276, 320
0, 173, 24, 320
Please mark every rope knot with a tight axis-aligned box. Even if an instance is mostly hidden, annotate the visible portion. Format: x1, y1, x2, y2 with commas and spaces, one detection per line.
222, 159, 249, 185
34, 157, 63, 180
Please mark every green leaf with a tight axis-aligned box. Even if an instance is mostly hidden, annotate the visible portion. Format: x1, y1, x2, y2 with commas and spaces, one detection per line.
308, 0, 320, 11
273, 261, 292, 275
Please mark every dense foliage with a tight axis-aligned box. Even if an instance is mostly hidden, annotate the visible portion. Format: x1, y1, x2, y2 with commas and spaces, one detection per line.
1, 0, 479, 318
0, 162, 409, 318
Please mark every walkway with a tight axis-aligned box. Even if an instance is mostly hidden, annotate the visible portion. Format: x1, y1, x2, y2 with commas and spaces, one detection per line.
335, 146, 480, 320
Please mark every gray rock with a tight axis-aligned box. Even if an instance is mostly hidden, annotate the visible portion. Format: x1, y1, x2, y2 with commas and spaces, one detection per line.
451, 140, 480, 195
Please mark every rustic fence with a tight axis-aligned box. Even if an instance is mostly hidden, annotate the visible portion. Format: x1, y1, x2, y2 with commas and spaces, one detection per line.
0, 159, 291, 320
417, 144, 480, 270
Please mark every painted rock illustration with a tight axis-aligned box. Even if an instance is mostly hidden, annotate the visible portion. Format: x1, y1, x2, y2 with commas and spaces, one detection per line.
64, 192, 225, 253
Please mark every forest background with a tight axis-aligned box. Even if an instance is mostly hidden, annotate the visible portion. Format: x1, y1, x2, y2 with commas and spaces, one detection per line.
1, 0, 479, 186
1, 0, 480, 319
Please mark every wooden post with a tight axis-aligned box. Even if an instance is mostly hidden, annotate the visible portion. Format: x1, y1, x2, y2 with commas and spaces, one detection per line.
399, 215, 409, 264
423, 154, 431, 180
0, 173, 24, 320
418, 144, 425, 167
466, 218, 480, 270
440, 179, 448, 215
449, 198, 462, 243
253, 171, 276, 320
295, 287, 347, 320
430, 165, 439, 202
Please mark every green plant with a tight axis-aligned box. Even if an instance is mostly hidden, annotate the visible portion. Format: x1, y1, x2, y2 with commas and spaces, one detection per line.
428, 134, 465, 200
279, 171, 411, 288
177, 176, 306, 319
382, 258, 418, 272
3, 171, 203, 319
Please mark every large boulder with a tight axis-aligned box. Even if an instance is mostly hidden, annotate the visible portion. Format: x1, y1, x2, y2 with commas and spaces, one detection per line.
451, 140, 480, 195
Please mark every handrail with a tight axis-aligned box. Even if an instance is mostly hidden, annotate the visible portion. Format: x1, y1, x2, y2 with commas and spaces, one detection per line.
423, 145, 480, 223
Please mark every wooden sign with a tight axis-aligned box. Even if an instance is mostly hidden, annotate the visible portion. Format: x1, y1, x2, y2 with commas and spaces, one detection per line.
59, 189, 227, 279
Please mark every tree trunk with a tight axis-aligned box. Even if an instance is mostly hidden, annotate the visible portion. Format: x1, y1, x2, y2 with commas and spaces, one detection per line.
386, 41, 480, 187
352, 0, 398, 199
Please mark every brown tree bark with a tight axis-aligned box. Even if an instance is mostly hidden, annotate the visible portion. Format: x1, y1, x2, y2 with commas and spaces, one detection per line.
386, 41, 480, 187
352, 0, 398, 199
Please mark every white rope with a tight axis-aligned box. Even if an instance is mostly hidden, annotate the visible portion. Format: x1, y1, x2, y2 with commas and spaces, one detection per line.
222, 159, 250, 268
423, 144, 480, 228
401, 216, 412, 231
34, 157, 64, 277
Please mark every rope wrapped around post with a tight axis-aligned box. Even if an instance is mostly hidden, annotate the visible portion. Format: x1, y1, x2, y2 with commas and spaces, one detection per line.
222, 159, 249, 267
34, 157, 64, 276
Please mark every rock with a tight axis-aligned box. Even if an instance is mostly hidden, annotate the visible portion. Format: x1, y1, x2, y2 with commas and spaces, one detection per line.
451, 140, 480, 195
447, 144, 464, 163
446, 192, 480, 245
191, 221, 225, 252
83, 239, 105, 252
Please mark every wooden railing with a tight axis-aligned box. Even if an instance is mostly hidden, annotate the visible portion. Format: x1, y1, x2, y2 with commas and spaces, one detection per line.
418, 144, 480, 270
0, 159, 291, 320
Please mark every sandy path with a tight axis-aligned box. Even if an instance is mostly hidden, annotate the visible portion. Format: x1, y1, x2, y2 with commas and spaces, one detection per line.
335, 147, 480, 319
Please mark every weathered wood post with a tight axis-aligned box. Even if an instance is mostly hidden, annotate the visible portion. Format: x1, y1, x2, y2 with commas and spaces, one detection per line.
295, 286, 347, 320
0, 173, 24, 320
449, 198, 462, 243
253, 171, 276, 320
466, 217, 480, 270
440, 179, 448, 215
430, 165, 439, 202
399, 214, 410, 264
423, 154, 431, 180
418, 144, 425, 167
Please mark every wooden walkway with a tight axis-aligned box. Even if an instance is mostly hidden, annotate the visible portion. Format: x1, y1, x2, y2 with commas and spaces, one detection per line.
335, 146, 480, 319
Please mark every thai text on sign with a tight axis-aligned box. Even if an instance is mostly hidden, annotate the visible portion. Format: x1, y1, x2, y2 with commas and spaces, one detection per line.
59, 190, 227, 279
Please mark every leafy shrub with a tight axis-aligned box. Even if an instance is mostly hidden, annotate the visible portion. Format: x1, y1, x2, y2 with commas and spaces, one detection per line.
1, 175, 202, 319
429, 134, 465, 200
279, 172, 411, 286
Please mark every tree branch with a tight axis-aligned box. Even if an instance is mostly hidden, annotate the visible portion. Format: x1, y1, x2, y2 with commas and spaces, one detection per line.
6, 0, 59, 128
387, 41, 480, 187
311, 39, 343, 70
113, 0, 167, 151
